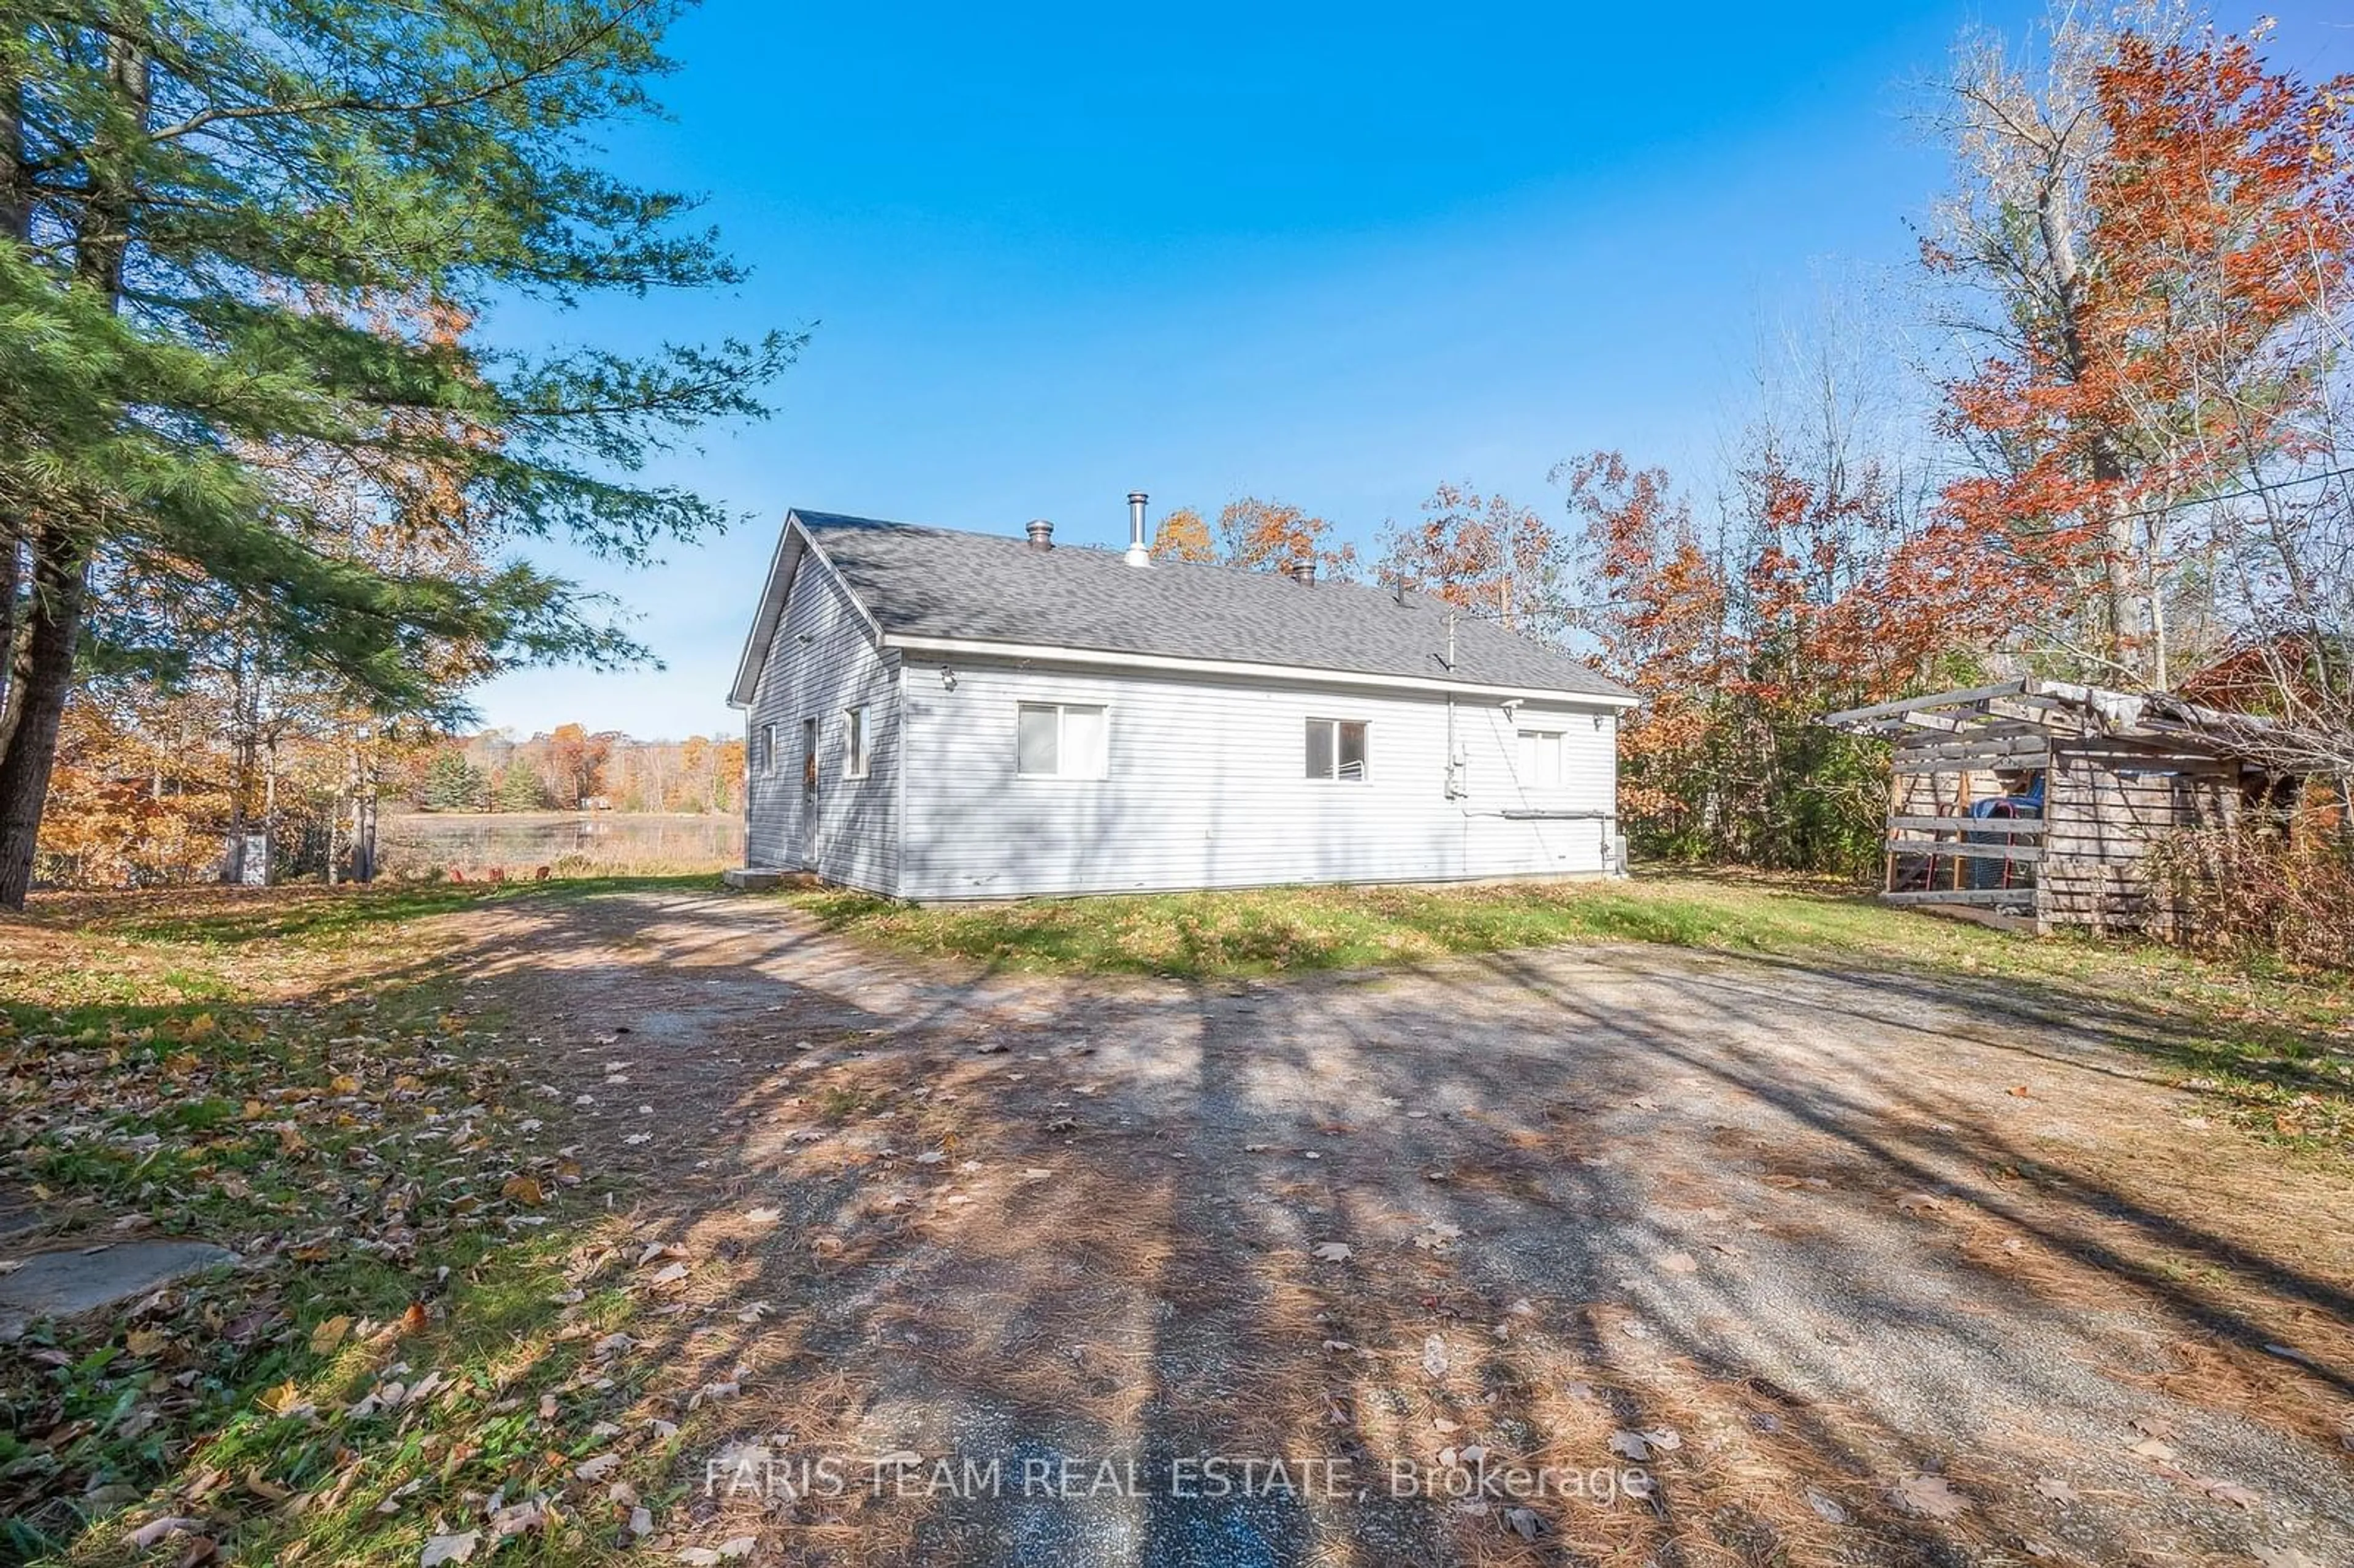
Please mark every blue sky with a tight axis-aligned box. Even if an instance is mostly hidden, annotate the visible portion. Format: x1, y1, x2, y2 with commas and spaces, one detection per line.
472, 0, 2354, 742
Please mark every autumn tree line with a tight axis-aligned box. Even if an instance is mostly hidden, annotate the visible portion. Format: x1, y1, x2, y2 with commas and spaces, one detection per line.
1156, 8, 2354, 898
417, 726, 746, 816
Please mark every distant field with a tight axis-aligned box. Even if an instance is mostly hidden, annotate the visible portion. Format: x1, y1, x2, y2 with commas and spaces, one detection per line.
376, 810, 739, 877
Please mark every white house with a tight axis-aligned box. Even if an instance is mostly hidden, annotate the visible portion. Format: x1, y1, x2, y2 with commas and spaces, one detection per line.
726, 497, 1637, 900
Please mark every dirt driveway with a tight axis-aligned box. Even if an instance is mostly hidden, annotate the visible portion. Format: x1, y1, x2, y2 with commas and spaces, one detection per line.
444, 888, 2354, 1568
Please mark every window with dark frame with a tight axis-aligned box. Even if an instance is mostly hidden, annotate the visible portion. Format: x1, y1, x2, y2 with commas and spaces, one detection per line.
1305, 718, 1368, 782
760, 723, 777, 777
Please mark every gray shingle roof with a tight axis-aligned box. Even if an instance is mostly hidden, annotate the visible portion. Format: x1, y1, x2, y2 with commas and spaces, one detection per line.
790, 511, 1635, 701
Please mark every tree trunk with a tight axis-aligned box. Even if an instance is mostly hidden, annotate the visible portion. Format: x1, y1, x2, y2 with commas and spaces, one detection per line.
0, 36, 147, 908
0, 526, 92, 904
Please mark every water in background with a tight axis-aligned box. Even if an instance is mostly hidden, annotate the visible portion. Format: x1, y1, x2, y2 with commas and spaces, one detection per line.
378, 813, 742, 876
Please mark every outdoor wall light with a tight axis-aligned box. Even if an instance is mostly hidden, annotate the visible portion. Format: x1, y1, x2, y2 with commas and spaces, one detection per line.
940, 667, 957, 691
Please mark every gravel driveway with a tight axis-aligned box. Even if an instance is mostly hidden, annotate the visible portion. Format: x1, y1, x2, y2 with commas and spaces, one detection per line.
448, 889, 2354, 1568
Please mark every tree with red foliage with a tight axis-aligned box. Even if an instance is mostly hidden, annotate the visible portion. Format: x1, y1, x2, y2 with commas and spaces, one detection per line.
1930, 10, 2354, 690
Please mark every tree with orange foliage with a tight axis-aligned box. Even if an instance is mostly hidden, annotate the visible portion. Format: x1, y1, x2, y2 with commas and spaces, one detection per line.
1555, 452, 1730, 851
1930, 8, 2354, 690
544, 724, 615, 810
1148, 506, 1216, 564
1376, 482, 1560, 631
1216, 497, 1358, 580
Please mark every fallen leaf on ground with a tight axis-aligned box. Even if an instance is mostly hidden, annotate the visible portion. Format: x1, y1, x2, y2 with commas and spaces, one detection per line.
1805, 1489, 1848, 1524
419, 1532, 479, 1567
308, 1315, 352, 1354
2198, 1477, 2260, 1510
1422, 1336, 1450, 1377
1312, 1242, 1352, 1263
1889, 1474, 1967, 1520
2033, 1475, 2078, 1504
743, 1207, 781, 1224
128, 1518, 206, 1549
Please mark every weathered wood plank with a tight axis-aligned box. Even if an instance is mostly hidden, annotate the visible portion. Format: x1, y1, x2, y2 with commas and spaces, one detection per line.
1884, 839, 2043, 862
1887, 815, 2046, 834
1881, 888, 2036, 906
1824, 680, 2032, 727
1892, 752, 2049, 774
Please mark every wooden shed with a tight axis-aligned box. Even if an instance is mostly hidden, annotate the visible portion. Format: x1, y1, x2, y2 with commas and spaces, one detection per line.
1821, 679, 2314, 936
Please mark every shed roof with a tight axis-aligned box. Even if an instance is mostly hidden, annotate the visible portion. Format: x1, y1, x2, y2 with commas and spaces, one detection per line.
730, 510, 1636, 706
1821, 678, 2345, 774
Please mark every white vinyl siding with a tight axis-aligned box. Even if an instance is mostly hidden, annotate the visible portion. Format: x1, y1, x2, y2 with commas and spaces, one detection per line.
896, 660, 1617, 899
742, 549, 899, 892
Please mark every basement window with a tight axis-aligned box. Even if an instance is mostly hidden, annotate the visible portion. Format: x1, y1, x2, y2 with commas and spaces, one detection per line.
1517, 729, 1563, 788
1305, 718, 1369, 782
844, 705, 870, 780
1017, 702, 1108, 779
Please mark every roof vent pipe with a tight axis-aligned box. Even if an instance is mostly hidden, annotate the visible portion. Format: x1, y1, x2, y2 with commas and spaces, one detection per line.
1289, 559, 1317, 587
1026, 519, 1054, 552
1125, 491, 1151, 568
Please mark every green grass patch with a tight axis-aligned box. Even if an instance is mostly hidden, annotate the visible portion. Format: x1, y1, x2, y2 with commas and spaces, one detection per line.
0, 896, 650, 1566
785, 873, 2354, 1152
86, 873, 723, 951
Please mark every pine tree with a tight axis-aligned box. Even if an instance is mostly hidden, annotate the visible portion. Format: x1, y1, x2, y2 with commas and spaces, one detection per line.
492, 759, 546, 813
419, 753, 486, 812
0, 2, 801, 905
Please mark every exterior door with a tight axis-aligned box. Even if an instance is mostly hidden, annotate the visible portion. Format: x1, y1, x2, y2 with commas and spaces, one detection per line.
799, 717, 819, 868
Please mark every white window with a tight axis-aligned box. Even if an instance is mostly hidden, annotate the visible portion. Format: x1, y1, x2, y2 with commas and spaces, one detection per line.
760, 722, 777, 777
844, 705, 870, 780
1517, 729, 1563, 788
1016, 702, 1108, 778
1305, 718, 1368, 782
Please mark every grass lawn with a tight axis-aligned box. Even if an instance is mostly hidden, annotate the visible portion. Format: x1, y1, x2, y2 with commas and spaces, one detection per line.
788, 872, 2354, 1152
0, 881, 689, 1567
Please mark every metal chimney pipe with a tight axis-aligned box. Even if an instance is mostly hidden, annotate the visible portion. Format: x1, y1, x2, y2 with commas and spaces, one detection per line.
1289, 559, 1317, 586
1124, 490, 1151, 568
1026, 518, 1054, 551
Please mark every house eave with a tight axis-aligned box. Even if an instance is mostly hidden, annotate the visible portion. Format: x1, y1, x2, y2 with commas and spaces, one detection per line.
728, 511, 893, 709
878, 632, 1641, 708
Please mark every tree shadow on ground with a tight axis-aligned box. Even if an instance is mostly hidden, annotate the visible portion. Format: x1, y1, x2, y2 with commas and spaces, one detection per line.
17, 885, 2351, 1568
392, 888, 2354, 1567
